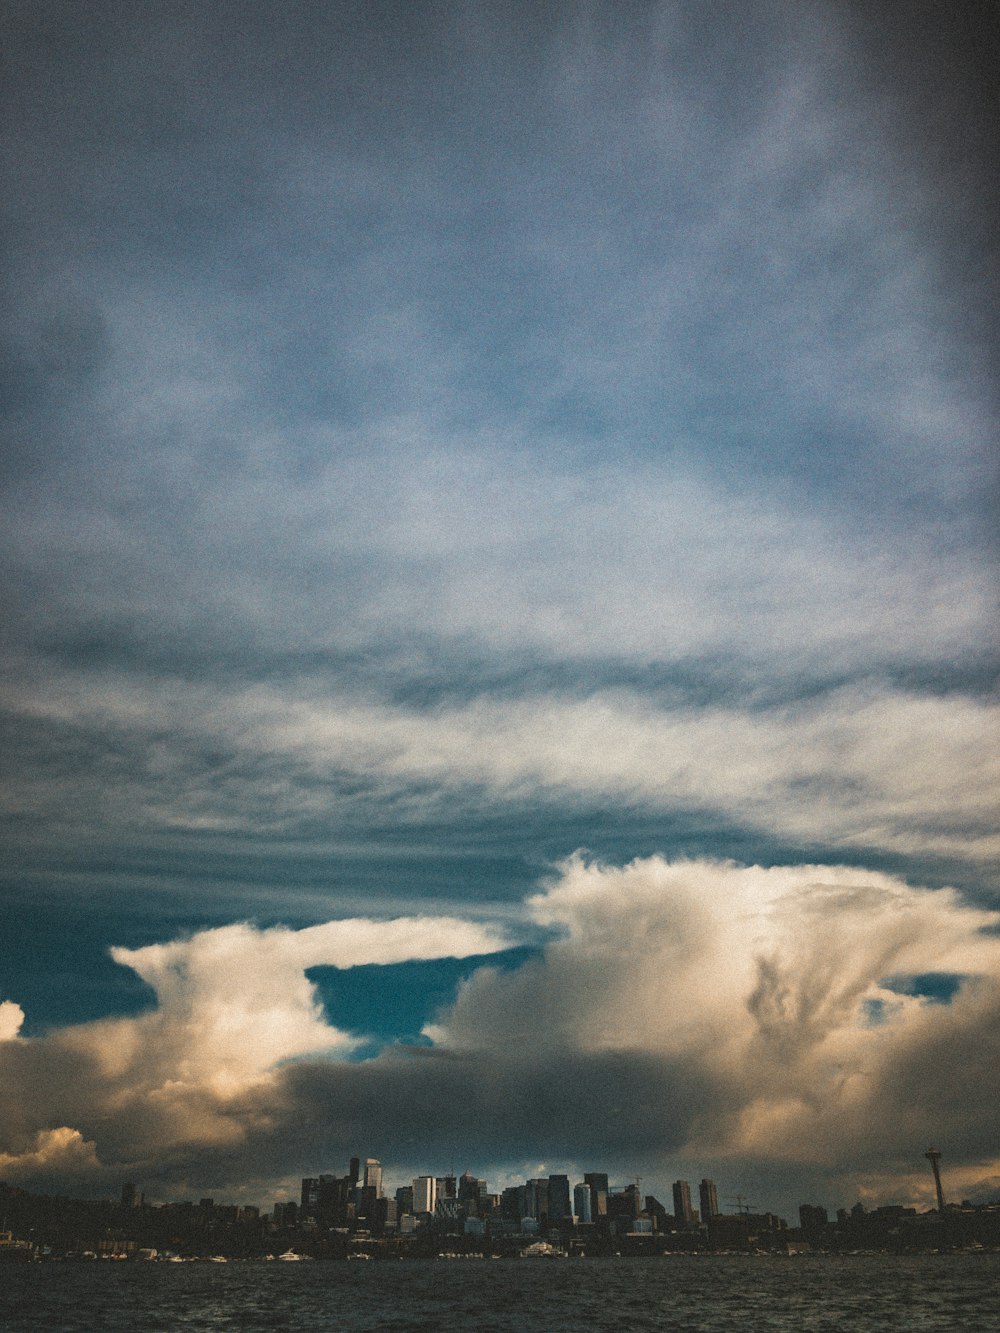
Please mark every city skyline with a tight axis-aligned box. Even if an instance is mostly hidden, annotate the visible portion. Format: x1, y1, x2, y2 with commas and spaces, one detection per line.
1, 2, 998, 1222
9, 1148, 998, 1262
10, 1143, 974, 1238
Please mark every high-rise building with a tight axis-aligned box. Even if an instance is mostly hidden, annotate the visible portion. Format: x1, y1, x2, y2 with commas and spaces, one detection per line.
699, 1178, 719, 1221
364, 1158, 383, 1197
623, 1183, 641, 1219
799, 1203, 828, 1235
300, 1177, 320, 1216
500, 1185, 525, 1220
458, 1171, 479, 1202
574, 1182, 593, 1225
673, 1179, 695, 1226
524, 1178, 549, 1220
413, 1175, 436, 1215
374, 1197, 397, 1235
359, 1185, 378, 1219
584, 1172, 609, 1218
548, 1174, 572, 1222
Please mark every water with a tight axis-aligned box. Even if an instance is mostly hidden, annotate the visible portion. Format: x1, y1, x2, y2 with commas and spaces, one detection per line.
1, 1254, 996, 1331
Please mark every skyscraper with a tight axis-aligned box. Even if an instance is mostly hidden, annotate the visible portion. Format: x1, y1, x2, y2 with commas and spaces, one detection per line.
524, 1178, 549, 1220
699, 1178, 719, 1221
548, 1174, 572, 1222
573, 1182, 593, 1225
300, 1177, 320, 1216
584, 1172, 609, 1218
364, 1158, 383, 1197
673, 1179, 695, 1226
458, 1171, 480, 1203
413, 1175, 436, 1215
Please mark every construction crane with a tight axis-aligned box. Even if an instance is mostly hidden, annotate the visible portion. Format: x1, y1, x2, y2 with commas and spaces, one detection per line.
727, 1195, 757, 1216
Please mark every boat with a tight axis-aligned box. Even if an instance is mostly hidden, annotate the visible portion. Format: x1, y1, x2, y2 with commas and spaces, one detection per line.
519, 1240, 567, 1258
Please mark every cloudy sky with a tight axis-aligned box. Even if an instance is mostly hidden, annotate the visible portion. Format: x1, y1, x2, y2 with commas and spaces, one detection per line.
1, 1, 997, 1217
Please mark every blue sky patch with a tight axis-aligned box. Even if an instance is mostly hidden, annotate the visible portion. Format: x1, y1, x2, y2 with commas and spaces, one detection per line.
881, 972, 966, 1004
307, 947, 539, 1056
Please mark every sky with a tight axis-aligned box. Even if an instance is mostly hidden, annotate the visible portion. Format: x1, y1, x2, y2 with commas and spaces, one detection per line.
1, 0, 997, 1218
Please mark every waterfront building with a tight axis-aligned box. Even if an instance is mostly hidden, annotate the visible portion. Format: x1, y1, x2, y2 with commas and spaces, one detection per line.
574, 1182, 592, 1225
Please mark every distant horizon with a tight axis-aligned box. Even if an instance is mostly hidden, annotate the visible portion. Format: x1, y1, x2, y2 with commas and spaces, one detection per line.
7, 1140, 976, 1227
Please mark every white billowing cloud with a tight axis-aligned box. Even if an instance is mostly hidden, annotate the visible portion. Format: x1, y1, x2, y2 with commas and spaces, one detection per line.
438, 856, 1000, 1057
0, 1000, 24, 1042
105, 916, 511, 1095
0, 858, 998, 1207
0, 914, 511, 1179
0, 1127, 100, 1183
426, 856, 1000, 1201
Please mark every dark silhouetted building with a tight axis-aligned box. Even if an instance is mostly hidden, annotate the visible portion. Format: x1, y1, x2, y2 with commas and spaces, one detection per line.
799, 1203, 828, 1237
673, 1180, 695, 1226
584, 1172, 609, 1218
548, 1174, 572, 1222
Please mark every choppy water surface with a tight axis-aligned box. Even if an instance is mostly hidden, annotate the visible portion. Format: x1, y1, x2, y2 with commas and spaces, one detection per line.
1, 1254, 996, 1332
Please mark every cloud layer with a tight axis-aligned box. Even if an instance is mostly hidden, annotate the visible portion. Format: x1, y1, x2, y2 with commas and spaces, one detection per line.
2, 857, 998, 1213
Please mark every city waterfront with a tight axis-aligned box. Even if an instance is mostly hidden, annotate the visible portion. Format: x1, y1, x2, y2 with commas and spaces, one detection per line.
2, 1253, 997, 1332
